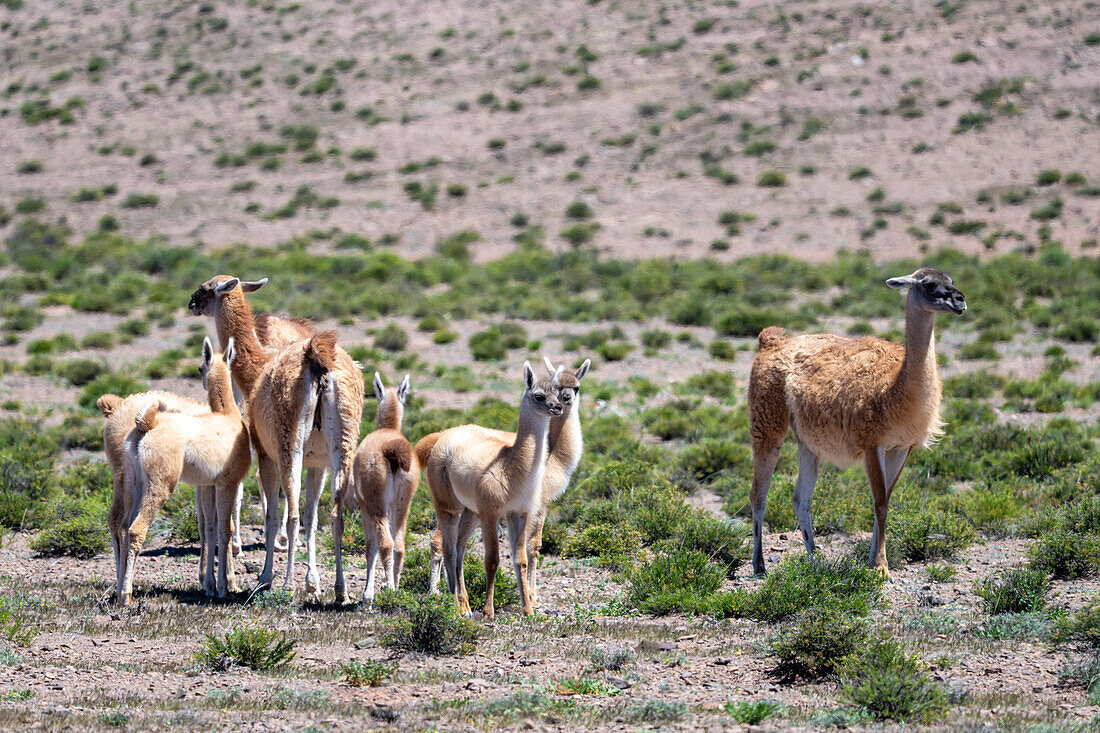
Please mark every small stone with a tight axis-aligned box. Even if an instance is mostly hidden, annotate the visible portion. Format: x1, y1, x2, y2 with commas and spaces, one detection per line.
713, 658, 732, 666
656, 641, 677, 651
607, 677, 631, 690
778, 533, 788, 540
465, 678, 494, 691
354, 637, 376, 649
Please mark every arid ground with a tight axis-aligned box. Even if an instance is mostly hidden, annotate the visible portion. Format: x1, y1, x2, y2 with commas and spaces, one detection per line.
0, 0, 1099, 730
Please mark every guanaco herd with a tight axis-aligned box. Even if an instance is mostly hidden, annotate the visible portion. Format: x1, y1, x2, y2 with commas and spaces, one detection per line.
95, 269, 965, 617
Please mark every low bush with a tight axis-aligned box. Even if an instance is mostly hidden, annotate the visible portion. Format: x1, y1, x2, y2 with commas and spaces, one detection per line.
29, 503, 106, 558
341, 659, 394, 687
628, 548, 725, 615
973, 564, 1048, 614
562, 523, 642, 569
720, 554, 886, 622
771, 608, 870, 677
381, 592, 479, 655
890, 505, 976, 562
725, 699, 784, 725
374, 322, 408, 352
195, 625, 297, 671
837, 635, 946, 722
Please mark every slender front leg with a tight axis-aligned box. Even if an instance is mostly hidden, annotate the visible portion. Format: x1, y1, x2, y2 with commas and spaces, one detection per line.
362, 512, 380, 607
437, 512, 461, 606
883, 446, 911, 501
196, 485, 208, 589
333, 499, 347, 604
256, 456, 280, 590
280, 450, 304, 593
508, 513, 534, 615
791, 442, 821, 555
480, 514, 501, 621
526, 509, 546, 607
428, 528, 444, 594
231, 481, 244, 557
864, 448, 891, 576
217, 483, 241, 597
301, 466, 325, 599
372, 515, 396, 591
199, 486, 218, 596
750, 439, 784, 575
455, 510, 480, 616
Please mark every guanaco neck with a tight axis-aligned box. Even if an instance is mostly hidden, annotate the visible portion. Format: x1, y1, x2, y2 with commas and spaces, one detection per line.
898, 293, 937, 390
216, 288, 270, 396
505, 399, 551, 479
547, 403, 582, 474
376, 392, 403, 431
207, 362, 240, 418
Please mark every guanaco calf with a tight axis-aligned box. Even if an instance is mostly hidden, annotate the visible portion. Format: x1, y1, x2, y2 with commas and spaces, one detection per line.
336, 373, 417, 606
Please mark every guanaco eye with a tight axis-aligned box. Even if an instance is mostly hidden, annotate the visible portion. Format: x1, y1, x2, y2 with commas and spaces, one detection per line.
533, 393, 545, 402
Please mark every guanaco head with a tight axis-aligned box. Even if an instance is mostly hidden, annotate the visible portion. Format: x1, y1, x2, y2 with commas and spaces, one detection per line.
200, 336, 236, 392
886, 268, 966, 315
374, 371, 410, 430
188, 275, 268, 316
542, 356, 590, 411
522, 361, 564, 417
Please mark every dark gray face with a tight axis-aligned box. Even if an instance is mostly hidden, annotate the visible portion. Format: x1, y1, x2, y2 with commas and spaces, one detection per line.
887, 268, 966, 315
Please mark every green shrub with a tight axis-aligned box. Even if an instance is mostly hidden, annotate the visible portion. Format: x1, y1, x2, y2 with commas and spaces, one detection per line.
721, 554, 886, 622
671, 511, 749, 576
757, 170, 786, 187
195, 626, 296, 671
1053, 604, 1100, 652
381, 592, 479, 655
1027, 530, 1100, 579
628, 548, 725, 615
771, 608, 870, 677
341, 660, 394, 687
926, 563, 957, 583
29, 502, 106, 558
974, 564, 1048, 614
725, 699, 784, 724
837, 635, 946, 722
374, 322, 408, 352
562, 523, 642, 569
679, 439, 751, 482
0, 596, 38, 646
974, 612, 1053, 641
890, 505, 976, 562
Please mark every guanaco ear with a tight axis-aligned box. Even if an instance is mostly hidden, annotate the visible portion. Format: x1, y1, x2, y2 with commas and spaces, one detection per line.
224, 338, 236, 367
214, 277, 240, 295
398, 374, 410, 403
201, 336, 214, 368
574, 358, 591, 381
373, 372, 385, 402
240, 278, 268, 293
886, 273, 917, 289
553, 365, 564, 383
542, 356, 556, 375
523, 361, 536, 391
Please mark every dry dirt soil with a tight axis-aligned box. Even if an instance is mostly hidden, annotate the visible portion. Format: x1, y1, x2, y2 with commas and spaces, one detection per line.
1, 0, 1099, 731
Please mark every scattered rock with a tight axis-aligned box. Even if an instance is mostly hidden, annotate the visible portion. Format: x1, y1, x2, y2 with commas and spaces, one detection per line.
657, 641, 677, 651
353, 637, 376, 649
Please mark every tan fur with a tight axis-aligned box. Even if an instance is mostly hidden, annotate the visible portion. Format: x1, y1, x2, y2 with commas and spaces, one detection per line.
426, 358, 590, 605
117, 342, 250, 605
424, 364, 563, 620
339, 374, 418, 605
747, 268, 965, 576
190, 274, 319, 551
99, 390, 208, 604
248, 331, 364, 598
